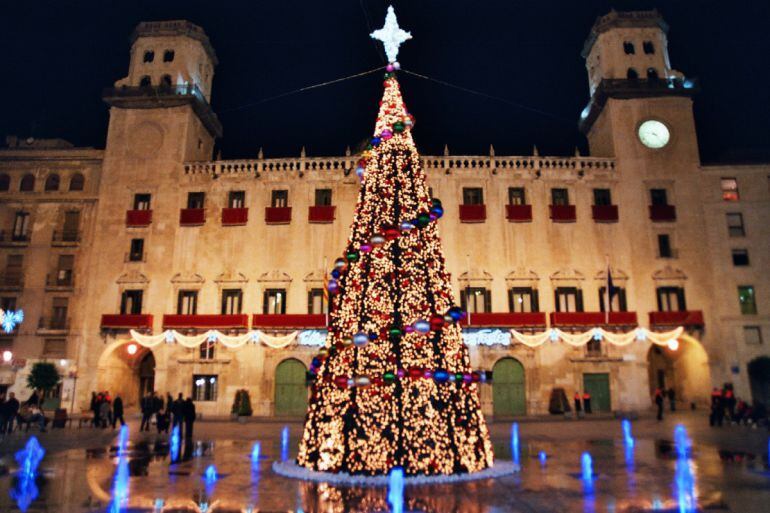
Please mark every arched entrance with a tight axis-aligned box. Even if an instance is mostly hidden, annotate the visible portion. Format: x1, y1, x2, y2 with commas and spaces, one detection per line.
647, 334, 710, 408
748, 357, 770, 409
97, 341, 155, 409
274, 359, 307, 416
493, 357, 526, 416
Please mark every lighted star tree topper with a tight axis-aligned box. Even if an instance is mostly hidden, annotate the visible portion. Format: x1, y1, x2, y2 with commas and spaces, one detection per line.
297, 6, 494, 476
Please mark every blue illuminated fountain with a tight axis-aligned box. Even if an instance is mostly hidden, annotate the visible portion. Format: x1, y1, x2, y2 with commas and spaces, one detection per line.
622, 419, 635, 471
10, 436, 45, 512
281, 426, 290, 462
581, 452, 594, 491
673, 425, 696, 513
170, 425, 180, 463
108, 425, 130, 513
387, 467, 404, 513
204, 464, 218, 483
538, 451, 547, 467
251, 441, 261, 464
510, 422, 520, 466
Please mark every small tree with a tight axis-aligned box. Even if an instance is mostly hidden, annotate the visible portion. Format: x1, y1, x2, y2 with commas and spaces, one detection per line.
27, 362, 61, 401
231, 389, 253, 417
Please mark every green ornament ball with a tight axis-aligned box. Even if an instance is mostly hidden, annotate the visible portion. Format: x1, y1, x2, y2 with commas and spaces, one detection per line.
393, 121, 405, 133
346, 250, 360, 262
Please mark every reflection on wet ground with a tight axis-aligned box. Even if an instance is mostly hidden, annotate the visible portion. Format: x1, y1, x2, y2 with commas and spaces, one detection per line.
0, 416, 768, 512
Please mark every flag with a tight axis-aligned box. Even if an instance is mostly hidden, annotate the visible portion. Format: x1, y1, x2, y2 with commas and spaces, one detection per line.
605, 263, 617, 324
322, 258, 329, 326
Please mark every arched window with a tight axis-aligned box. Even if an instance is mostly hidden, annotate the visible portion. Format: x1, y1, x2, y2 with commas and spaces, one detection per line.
0, 174, 9, 191
139, 75, 151, 87
163, 50, 175, 62
623, 41, 635, 54
647, 68, 659, 80
643, 41, 655, 54
161, 74, 172, 87
44, 174, 60, 191
627, 68, 639, 79
143, 50, 154, 63
69, 173, 85, 191
19, 174, 35, 192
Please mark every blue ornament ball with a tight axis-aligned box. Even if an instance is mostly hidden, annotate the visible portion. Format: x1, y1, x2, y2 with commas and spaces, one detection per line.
414, 319, 431, 334
353, 332, 369, 347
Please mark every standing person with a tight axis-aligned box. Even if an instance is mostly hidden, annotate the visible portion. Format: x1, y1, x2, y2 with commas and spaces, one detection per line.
0, 393, 8, 436
654, 388, 665, 421
583, 391, 592, 414
724, 386, 736, 421
139, 393, 152, 431
166, 393, 173, 413
667, 387, 676, 412
112, 395, 125, 429
710, 388, 724, 427
182, 397, 196, 440
91, 392, 100, 427
172, 393, 185, 437
573, 392, 582, 416
151, 392, 163, 421
99, 397, 112, 429
4, 393, 19, 434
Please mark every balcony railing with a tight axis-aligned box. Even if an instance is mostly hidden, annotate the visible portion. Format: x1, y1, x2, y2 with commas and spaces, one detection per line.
38, 317, 69, 331
101, 314, 154, 330
126, 209, 153, 227
649, 310, 704, 327
265, 207, 292, 224
505, 204, 532, 222
459, 204, 486, 223
592, 205, 619, 223
649, 205, 677, 222
0, 273, 23, 289
51, 230, 81, 245
252, 314, 326, 329
180, 208, 206, 226
0, 230, 31, 245
550, 311, 638, 327
460, 312, 547, 328
162, 314, 249, 329
550, 205, 577, 222
308, 206, 336, 223
46, 273, 74, 288
222, 207, 249, 226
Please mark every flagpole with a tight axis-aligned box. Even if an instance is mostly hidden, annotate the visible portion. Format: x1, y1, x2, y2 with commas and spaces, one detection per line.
323, 257, 329, 327
465, 254, 471, 326
604, 254, 610, 326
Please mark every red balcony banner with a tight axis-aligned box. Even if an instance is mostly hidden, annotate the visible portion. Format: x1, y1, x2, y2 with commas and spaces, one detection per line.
222, 207, 249, 225
549, 205, 577, 222
251, 314, 326, 329
265, 206, 292, 224
162, 314, 249, 329
179, 208, 206, 225
649, 204, 677, 222
308, 205, 336, 223
505, 204, 533, 222
649, 310, 704, 327
125, 210, 152, 227
101, 314, 153, 329
460, 312, 546, 328
592, 204, 619, 222
459, 204, 486, 223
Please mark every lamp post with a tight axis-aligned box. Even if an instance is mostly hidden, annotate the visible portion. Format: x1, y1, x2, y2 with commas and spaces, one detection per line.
69, 367, 78, 415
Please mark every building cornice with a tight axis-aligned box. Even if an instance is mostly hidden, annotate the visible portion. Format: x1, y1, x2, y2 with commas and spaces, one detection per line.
581, 10, 669, 58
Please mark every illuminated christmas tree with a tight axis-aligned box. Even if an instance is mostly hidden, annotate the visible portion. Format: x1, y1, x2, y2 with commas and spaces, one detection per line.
297, 6, 494, 476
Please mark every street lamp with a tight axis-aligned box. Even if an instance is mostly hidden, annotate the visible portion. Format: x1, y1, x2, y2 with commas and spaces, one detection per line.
2, 350, 11, 363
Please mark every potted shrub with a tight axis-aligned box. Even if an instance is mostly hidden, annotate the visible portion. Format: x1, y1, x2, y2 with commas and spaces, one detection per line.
232, 389, 253, 423
27, 361, 61, 412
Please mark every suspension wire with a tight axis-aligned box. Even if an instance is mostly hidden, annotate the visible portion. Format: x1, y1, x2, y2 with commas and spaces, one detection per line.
219, 66, 385, 114
399, 68, 575, 126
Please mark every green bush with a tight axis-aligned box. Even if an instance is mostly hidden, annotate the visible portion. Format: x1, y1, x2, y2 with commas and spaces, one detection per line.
26, 362, 61, 398
231, 389, 253, 417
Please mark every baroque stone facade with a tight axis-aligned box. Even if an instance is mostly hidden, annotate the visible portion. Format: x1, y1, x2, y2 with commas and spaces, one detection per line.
0, 12, 768, 417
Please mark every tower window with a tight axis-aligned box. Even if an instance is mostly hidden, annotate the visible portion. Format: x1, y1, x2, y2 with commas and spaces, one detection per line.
161, 75, 172, 87
643, 41, 655, 54
139, 76, 151, 87
623, 42, 635, 54
0, 174, 9, 191
627, 68, 639, 80
19, 174, 35, 192
143, 50, 154, 63
69, 173, 85, 191
163, 50, 175, 62
647, 68, 659, 80
44, 174, 60, 192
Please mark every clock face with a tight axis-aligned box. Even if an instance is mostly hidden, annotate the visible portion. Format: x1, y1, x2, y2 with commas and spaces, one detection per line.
638, 120, 670, 149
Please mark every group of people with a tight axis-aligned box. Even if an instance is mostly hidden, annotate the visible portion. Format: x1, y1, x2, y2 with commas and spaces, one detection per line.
709, 386, 767, 427
653, 387, 677, 421
573, 391, 592, 414
0, 390, 48, 434
140, 392, 196, 439
89, 391, 125, 429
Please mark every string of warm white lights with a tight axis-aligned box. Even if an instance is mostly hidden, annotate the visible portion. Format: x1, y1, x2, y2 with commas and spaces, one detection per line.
509, 326, 684, 348
129, 329, 309, 349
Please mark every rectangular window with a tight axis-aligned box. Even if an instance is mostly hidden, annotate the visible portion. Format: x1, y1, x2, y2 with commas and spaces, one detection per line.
129, 239, 144, 261
726, 213, 745, 237
192, 374, 218, 401
508, 187, 526, 205
221, 289, 243, 315
461, 287, 491, 314
462, 188, 484, 205
187, 192, 205, 209
263, 288, 286, 314
62, 211, 80, 240
315, 189, 332, 206
228, 191, 245, 208
199, 340, 215, 360
308, 288, 326, 314
721, 178, 739, 201
623, 41, 635, 54
120, 290, 143, 315
738, 286, 757, 315
593, 188, 612, 206
51, 297, 68, 328
732, 249, 749, 266
744, 326, 762, 345
586, 339, 602, 357
12, 211, 30, 241
56, 255, 74, 286
271, 190, 288, 207
508, 287, 539, 313
658, 234, 673, 258
650, 189, 669, 206
43, 339, 66, 357
598, 286, 627, 312
643, 41, 655, 54
0, 297, 17, 311
177, 290, 198, 315
133, 193, 151, 210
4, 255, 23, 286
656, 286, 686, 312
551, 188, 569, 206
554, 287, 583, 312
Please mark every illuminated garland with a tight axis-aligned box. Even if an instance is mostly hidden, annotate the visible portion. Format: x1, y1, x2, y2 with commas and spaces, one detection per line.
128, 329, 321, 349
510, 326, 684, 348
0, 309, 24, 334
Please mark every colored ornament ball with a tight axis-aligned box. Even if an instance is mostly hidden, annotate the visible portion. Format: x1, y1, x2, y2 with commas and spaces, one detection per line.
413, 319, 430, 334
384, 227, 400, 240
353, 332, 369, 347
330, 269, 341, 279
400, 221, 415, 232
371, 137, 381, 146
360, 243, 373, 253
429, 314, 445, 331
393, 121, 405, 133
370, 234, 386, 246
334, 257, 348, 270
416, 212, 431, 228
447, 306, 464, 321
356, 167, 365, 179
381, 129, 393, 140
327, 279, 339, 293
346, 250, 360, 262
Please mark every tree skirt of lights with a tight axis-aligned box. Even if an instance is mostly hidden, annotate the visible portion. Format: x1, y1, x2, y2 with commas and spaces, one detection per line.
272, 460, 519, 486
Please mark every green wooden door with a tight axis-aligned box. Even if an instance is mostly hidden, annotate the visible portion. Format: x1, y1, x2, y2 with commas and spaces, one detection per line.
493, 358, 526, 416
583, 373, 611, 412
275, 359, 308, 416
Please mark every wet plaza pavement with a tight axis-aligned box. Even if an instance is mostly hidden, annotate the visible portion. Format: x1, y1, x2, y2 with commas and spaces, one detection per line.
0, 412, 768, 512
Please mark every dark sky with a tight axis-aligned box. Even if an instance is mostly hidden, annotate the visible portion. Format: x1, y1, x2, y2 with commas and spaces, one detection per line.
1, 1, 769, 162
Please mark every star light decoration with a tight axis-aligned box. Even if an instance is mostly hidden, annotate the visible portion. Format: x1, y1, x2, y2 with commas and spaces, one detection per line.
0, 309, 24, 334
370, 5, 412, 64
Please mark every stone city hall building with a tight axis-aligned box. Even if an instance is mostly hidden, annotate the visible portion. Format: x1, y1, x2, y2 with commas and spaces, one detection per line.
0, 11, 768, 417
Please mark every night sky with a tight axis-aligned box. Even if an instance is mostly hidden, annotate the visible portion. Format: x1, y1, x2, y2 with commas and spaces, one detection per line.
1, 0, 769, 163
